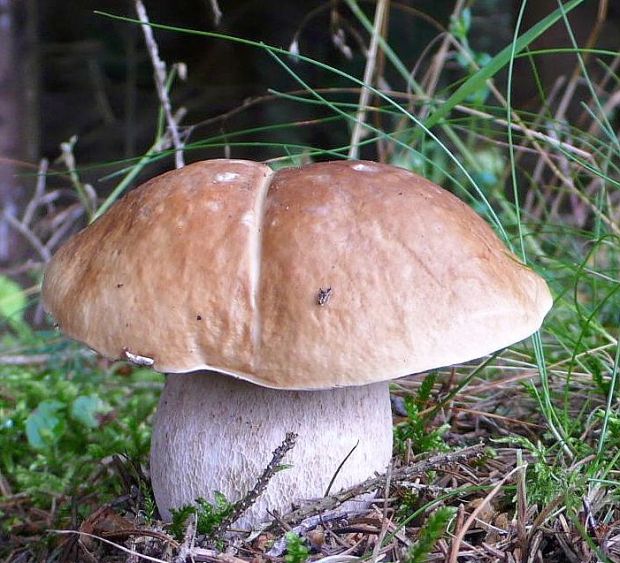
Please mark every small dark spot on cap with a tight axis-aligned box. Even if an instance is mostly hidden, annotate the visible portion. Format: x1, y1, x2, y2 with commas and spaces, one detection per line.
117, 283, 124, 288
317, 287, 333, 306
196, 315, 202, 321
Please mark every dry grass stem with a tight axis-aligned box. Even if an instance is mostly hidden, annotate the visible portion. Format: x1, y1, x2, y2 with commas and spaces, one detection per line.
270, 445, 484, 530
348, 0, 389, 160
135, 0, 185, 169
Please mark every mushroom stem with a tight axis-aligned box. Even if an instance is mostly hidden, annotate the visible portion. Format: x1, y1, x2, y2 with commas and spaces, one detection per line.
150, 372, 393, 529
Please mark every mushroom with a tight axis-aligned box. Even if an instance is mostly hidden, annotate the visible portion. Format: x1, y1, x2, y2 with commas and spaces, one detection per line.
42, 159, 552, 528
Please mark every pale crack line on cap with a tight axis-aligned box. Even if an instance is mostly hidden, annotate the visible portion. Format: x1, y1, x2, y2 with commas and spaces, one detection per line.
250, 167, 276, 362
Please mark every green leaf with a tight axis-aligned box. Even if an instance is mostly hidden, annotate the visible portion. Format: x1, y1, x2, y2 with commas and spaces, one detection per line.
71, 395, 107, 428
285, 532, 309, 563
169, 493, 235, 540
450, 7, 471, 40
25, 400, 65, 450
0, 275, 27, 323
404, 507, 456, 563
416, 372, 437, 408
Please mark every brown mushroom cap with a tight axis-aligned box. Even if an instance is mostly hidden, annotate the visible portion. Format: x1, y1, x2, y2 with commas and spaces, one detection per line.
42, 159, 552, 389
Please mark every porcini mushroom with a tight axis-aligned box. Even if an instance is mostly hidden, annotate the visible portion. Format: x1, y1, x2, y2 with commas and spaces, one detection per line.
42, 159, 552, 528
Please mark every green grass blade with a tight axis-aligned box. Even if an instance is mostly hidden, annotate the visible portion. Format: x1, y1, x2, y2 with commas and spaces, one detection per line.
422, 0, 585, 131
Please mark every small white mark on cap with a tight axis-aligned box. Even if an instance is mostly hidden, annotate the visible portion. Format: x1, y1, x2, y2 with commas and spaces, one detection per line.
215, 172, 240, 182
311, 174, 331, 183
351, 163, 378, 172
307, 205, 329, 216
240, 211, 254, 226
206, 201, 222, 212
124, 349, 154, 367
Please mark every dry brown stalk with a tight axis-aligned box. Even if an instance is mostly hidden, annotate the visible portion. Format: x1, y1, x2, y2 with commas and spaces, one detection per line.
419, 0, 466, 119
448, 464, 522, 563
372, 465, 393, 561
173, 513, 196, 563
348, 0, 389, 160
516, 449, 528, 554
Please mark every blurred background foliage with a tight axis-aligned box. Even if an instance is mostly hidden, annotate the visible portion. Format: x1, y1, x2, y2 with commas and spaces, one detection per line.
2, 0, 619, 270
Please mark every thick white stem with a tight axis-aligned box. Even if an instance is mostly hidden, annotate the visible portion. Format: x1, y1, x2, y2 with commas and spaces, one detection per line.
150, 373, 393, 529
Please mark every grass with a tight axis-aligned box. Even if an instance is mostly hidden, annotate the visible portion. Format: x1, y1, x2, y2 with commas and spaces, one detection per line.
1, 0, 619, 561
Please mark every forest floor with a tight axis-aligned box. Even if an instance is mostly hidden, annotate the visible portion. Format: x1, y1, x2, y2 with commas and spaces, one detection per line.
2, 358, 619, 562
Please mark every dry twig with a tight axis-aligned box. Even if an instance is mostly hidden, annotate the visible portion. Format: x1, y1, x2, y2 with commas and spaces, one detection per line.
207, 0, 222, 26
269, 444, 484, 530
448, 464, 523, 562
135, 0, 185, 169
50, 530, 169, 563
211, 432, 298, 536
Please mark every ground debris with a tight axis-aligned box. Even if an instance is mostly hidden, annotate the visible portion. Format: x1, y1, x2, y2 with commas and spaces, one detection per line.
3, 375, 620, 562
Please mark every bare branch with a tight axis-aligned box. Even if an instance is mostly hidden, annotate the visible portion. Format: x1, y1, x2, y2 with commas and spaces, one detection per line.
448, 464, 522, 563
211, 432, 298, 536
2, 211, 51, 262
135, 0, 185, 169
45, 206, 84, 252
22, 158, 49, 226
267, 444, 485, 530
59, 136, 98, 219
207, 0, 222, 26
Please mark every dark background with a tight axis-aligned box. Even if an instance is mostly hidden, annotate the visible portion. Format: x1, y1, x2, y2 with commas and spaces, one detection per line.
1, 0, 619, 268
